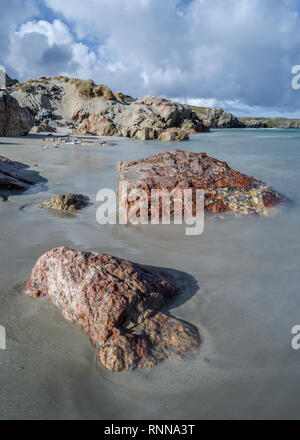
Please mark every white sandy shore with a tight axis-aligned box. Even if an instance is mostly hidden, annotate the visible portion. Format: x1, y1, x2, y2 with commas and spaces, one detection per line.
0, 130, 300, 420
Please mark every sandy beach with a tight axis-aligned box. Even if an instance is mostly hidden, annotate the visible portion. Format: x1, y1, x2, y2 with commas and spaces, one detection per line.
0, 129, 299, 419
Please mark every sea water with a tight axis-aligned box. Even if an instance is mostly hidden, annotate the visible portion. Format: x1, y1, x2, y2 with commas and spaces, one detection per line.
0, 129, 299, 420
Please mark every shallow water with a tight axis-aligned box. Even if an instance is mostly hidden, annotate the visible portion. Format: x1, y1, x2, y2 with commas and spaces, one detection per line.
0, 129, 300, 420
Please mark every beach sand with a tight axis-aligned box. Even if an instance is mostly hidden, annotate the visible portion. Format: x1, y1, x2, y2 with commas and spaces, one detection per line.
0, 130, 300, 420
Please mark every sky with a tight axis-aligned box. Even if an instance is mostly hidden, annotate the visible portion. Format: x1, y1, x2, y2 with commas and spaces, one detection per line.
0, 0, 300, 117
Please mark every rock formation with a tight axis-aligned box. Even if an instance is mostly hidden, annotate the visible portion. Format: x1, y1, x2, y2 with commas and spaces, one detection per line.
26, 247, 200, 371
117, 150, 286, 217
7, 77, 208, 140
3, 76, 300, 134
73, 95, 208, 140
0, 156, 35, 191
39, 194, 89, 212
158, 128, 190, 142
243, 120, 268, 128
0, 91, 34, 136
201, 108, 245, 129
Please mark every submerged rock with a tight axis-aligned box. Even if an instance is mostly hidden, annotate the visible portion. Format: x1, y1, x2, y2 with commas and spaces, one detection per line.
26, 247, 200, 371
39, 194, 89, 212
0, 91, 34, 136
117, 150, 286, 217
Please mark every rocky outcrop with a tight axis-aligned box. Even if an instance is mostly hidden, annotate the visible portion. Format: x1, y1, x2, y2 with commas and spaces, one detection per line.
158, 128, 190, 142
73, 114, 122, 137
118, 150, 286, 217
280, 120, 300, 129
243, 119, 300, 129
0, 156, 32, 190
6, 76, 300, 133
26, 247, 200, 371
201, 108, 245, 129
74, 95, 209, 140
39, 194, 89, 212
243, 120, 268, 128
0, 91, 34, 136
0, 156, 38, 194
8, 77, 208, 140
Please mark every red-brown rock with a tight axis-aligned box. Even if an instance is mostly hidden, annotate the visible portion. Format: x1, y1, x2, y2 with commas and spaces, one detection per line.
26, 247, 200, 372
117, 150, 286, 217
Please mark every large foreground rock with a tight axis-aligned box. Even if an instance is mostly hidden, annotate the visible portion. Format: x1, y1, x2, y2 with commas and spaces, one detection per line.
0, 91, 34, 136
26, 247, 200, 371
118, 150, 286, 217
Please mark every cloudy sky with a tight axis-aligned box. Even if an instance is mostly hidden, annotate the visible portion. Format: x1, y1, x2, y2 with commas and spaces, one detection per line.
1, 0, 300, 117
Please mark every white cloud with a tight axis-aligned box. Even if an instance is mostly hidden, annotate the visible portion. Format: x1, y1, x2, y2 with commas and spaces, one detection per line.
2, 0, 300, 115
17, 19, 73, 45
6, 19, 80, 79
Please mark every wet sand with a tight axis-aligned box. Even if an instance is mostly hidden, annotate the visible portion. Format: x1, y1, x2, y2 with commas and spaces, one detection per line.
0, 130, 300, 420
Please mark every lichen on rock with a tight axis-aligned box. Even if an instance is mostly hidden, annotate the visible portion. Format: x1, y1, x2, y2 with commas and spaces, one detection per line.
117, 150, 286, 218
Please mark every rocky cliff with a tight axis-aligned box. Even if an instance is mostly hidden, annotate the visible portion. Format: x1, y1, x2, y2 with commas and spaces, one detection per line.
192, 106, 300, 129
201, 107, 245, 129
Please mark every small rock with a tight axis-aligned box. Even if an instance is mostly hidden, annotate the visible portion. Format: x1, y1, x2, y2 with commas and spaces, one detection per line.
39, 194, 89, 212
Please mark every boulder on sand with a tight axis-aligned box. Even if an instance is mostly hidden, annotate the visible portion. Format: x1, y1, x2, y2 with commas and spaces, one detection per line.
117, 150, 286, 217
26, 247, 200, 372
0, 91, 34, 136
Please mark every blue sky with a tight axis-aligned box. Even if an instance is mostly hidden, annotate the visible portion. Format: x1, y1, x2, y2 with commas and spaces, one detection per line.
1, 0, 300, 117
